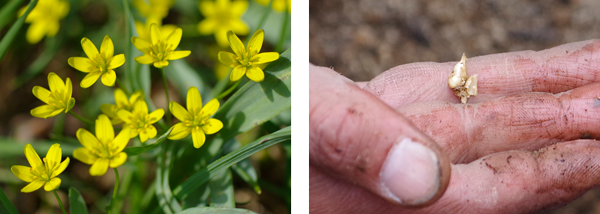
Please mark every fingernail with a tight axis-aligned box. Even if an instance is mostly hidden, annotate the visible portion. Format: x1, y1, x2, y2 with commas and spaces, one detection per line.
380, 138, 440, 205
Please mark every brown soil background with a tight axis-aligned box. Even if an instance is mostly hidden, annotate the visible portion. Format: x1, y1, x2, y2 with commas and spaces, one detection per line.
310, 0, 600, 213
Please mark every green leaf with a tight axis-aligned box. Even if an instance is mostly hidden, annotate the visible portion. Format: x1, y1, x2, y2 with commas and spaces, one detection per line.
0, 0, 23, 30
224, 140, 261, 194
208, 169, 234, 208
173, 126, 291, 200
124, 127, 173, 156
165, 59, 210, 101
176, 207, 258, 214
0, 138, 77, 157
0, 187, 18, 214
156, 142, 182, 214
0, 0, 37, 62
69, 187, 88, 214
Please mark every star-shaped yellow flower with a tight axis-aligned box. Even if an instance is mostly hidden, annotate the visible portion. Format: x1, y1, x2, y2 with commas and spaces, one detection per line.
73, 115, 130, 176
255, 0, 291, 13
132, 0, 173, 23
117, 100, 164, 143
131, 23, 191, 68
31, 72, 75, 119
19, 0, 69, 44
11, 144, 70, 192
218, 29, 279, 82
197, 0, 249, 47
68, 36, 126, 88
135, 20, 176, 43
100, 89, 145, 125
168, 87, 223, 148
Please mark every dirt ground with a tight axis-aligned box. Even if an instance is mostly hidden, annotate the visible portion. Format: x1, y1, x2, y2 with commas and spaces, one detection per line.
309, 0, 600, 213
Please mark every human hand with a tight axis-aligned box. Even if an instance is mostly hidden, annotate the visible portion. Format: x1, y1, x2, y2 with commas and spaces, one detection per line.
310, 39, 600, 214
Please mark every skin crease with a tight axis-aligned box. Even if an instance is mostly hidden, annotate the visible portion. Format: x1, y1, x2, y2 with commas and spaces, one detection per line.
310, 39, 600, 214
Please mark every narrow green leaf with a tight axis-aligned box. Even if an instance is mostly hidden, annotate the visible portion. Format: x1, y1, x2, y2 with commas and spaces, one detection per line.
0, 138, 77, 157
121, 0, 138, 93
0, 0, 37, 62
0, 0, 23, 30
69, 187, 88, 214
224, 140, 261, 194
156, 142, 182, 214
208, 169, 234, 208
176, 207, 258, 214
124, 127, 173, 156
173, 126, 291, 200
0, 187, 18, 214
165, 59, 209, 100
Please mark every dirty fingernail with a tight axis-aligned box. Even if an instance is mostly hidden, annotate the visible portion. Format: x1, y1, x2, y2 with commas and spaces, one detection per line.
380, 138, 440, 205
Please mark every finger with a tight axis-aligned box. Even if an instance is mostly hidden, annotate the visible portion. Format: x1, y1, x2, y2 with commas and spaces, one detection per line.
363, 39, 600, 108
398, 82, 600, 164
309, 64, 451, 205
311, 140, 600, 214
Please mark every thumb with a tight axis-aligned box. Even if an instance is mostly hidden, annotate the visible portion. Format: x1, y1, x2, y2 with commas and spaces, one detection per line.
309, 64, 451, 206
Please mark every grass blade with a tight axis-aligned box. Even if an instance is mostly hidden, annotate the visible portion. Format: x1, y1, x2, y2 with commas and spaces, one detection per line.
0, 187, 18, 214
208, 169, 235, 208
124, 127, 173, 156
69, 187, 88, 214
0, 0, 37, 62
0, 0, 24, 30
176, 207, 258, 214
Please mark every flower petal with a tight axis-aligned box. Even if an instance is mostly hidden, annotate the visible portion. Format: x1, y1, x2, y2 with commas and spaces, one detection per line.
202, 118, 223, 135
131, 37, 152, 54
134, 55, 155, 64
89, 158, 109, 176
65, 78, 73, 103
21, 180, 45, 193
246, 66, 265, 82
148, 109, 164, 124
80, 71, 101, 88
215, 29, 229, 47
73, 148, 98, 165
133, 100, 149, 115
227, 30, 245, 58
201, 98, 220, 118
51, 157, 70, 178
139, 130, 149, 143
168, 123, 191, 140
24, 144, 43, 170
153, 61, 169, 68
109, 54, 125, 69
230, 65, 246, 82
81, 37, 99, 58
197, 19, 216, 35
67, 98, 75, 113
76, 128, 101, 151
109, 153, 127, 168
100, 35, 114, 58
218, 51, 239, 68
117, 109, 134, 124
199, 1, 215, 17
114, 88, 128, 107
147, 126, 157, 139
191, 127, 206, 149
252, 52, 280, 64
31, 105, 61, 119
96, 114, 115, 143
166, 28, 182, 49
230, 20, 249, 36
166, 50, 190, 60
48, 72, 65, 94
101, 70, 116, 87
68, 57, 93, 73
45, 144, 62, 169
112, 129, 130, 153
150, 23, 161, 45
43, 177, 61, 191
26, 21, 47, 44
169, 102, 191, 122
247, 29, 264, 56
186, 86, 202, 114
32, 86, 51, 104
101, 104, 117, 119
11, 165, 33, 182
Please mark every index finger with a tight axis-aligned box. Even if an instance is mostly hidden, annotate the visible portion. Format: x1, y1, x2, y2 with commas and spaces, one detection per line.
364, 39, 600, 108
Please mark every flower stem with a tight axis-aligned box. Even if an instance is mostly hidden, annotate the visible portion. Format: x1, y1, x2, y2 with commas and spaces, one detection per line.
116, 77, 131, 96
276, 3, 290, 53
108, 168, 120, 214
215, 79, 242, 100
160, 68, 171, 125
68, 110, 93, 126
52, 190, 67, 214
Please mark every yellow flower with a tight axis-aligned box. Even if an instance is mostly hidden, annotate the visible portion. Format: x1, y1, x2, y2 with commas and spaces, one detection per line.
255, 0, 291, 13
117, 100, 164, 143
11, 144, 70, 192
31, 72, 75, 119
197, 0, 249, 47
131, 23, 191, 68
68, 36, 126, 88
74, 115, 130, 176
218, 29, 279, 82
168, 87, 223, 148
100, 89, 145, 125
19, 0, 69, 44
132, 0, 173, 22
135, 20, 176, 43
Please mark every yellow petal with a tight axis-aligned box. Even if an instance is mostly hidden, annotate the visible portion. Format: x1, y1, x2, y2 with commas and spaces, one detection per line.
89, 158, 109, 176
131, 37, 152, 54
73, 148, 98, 165
133, 100, 149, 115
48, 72, 65, 94
169, 101, 191, 122
199, 1, 215, 17
215, 29, 229, 47
65, 77, 73, 102
101, 70, 116, 87
230, 65, 246, 81
227, 31, 245, 58
166, 50, 190, 60
197, 19, 216, 35
191, 127, 206, 149
11, 165, 33, 182
112, 129, 130, 153
81, 37, 99, 58
21, 180, 45, 193
231, 22, 249, 36
168, 123, 191, 140
67, 98, 76, 113
100, 35, 114, 58
139, 130, 149, 143
218, 51, 239, 68
150, 23, 161, 44
148, 109, 164, 124
96, 114, 115, 143
31, 105, 61, 119
24, 144, 43, 171
76, 128, 102, 151
247, 29, 264, 56
129, 90, 144, 105
45, 144, 62, 168
128, 127, 139, 138
101, 104, 117, 118
201, 118, 223, 135
117, 109, 134, 124
43, 177, 61, 191
166, 28, 182, 49
252, 52, 280, 64
153, 61, 169, 68
246, 66, 265, 82
186, 86, 202, 114
146, 126, 157, 139
109, 54, 126, 69
231, 0, 249, 15
32, 86, 51, 104
46, 20, 59, 37
109, 153, 127, 168
135, 55, 155, 64
114, 88, 128, 107
201, 99, 220, 118
26, 21, 47, 44
80, 71, 101, 88
51, 157, 70, 178
68, 57, 93, 73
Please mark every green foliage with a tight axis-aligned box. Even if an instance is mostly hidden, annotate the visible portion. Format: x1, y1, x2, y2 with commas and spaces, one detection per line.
0, 0, 37, 62
69, 187, 89, 214
0, 187, 18, 214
